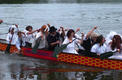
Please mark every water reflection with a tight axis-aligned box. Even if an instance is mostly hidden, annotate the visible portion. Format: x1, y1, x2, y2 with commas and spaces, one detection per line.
0, 53, 122, 80
10, 64, 37, 80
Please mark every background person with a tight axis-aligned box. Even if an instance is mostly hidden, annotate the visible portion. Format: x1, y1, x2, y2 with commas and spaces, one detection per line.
32, 25, 48, 49
62, 29, 79, 54
47, 26, 61, 50
23, 25, 39, 48
81, 26, 98, 52
91, 35, 107, 56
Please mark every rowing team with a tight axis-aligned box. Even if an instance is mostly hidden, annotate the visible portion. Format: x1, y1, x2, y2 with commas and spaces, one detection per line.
6, 24, 122, 57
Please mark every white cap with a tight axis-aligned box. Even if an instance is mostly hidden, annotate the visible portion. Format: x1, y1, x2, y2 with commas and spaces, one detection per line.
107, 31, 118, 40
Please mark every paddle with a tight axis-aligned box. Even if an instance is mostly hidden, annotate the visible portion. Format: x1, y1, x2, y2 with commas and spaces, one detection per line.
5, 33, 14, 54
99, 48, 121, 60
53, 38, 77, 58
32, 36, 42, 53
100, 51, 116, 60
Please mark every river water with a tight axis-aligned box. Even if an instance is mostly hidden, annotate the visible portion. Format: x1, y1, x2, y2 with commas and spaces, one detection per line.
0, 3, 122, 80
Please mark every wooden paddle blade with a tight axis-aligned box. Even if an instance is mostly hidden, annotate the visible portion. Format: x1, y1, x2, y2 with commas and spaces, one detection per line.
5, 44, 11, 54
32, 37, 41, 53
100, 51, 114, 60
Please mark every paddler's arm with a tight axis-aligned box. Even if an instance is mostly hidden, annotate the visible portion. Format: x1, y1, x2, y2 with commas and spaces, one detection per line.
44, 24, 51, 37
47, 24, 51, 28
27, 29, 39, 34
75, 28, 80, 33
78, 32, 84, 44
6, 33, 10, 43
86, 26, 97, 39
50, 40, 60, 46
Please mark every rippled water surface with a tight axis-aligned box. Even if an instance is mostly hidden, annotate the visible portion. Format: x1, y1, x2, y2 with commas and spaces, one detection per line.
0, 3, 122, 80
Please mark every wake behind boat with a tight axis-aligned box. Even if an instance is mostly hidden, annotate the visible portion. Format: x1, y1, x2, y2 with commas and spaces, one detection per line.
0, 39, 122, 70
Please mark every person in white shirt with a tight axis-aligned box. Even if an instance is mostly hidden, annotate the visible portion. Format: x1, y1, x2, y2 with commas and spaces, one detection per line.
105, 31, 122, 52
6, 28, 18, 45
78, 26, 99, 57
100, 32, 122, 59
106, 34, 122, 60
81, 26, 98, 51
62, 29, 78, 54
23, 25, 39, 48
106, 35, 121, 53
8, 24, 19, 34
6, 28, 22, 53
91, 35, 107, 56
15, 31, 26, 53
106, 31, 117, 45
32, 25, 48, 49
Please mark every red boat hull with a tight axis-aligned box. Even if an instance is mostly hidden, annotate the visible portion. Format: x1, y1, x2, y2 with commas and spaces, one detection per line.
0, 39, 122, 70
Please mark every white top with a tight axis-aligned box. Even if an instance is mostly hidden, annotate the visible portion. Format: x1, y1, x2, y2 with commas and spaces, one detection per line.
15, 36, 21, 50
6, 33, 18, 45
32, 32, 47, 49
105, 31, 121, 52
104, 31, 122, 60
105, 31, 118, 45
91, 43, 107, 55
6, 33, 25, 50
23, 30, 35, 43
108, 43, 122, 60
105, 40, 118, 52
106, 31, 117, 40
75, 34, 87, 40
75, 34, 81, 39
62, 37, 78, 54
35, 31, 42, 39
15, 34, 26, 50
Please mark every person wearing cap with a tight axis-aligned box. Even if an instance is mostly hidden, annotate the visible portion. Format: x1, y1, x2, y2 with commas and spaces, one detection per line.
105, 34, 122, 59
6, 27, 25, 53
6, 28, 17, 45
105, 31, 122, 52
47, 26, 61, 50
6, 28, 19, 53
23, 25, 39, 48
32, 25, 48, 49
106, 34, 122, 53
8, 24, 19, 34
105, 31, 118, 46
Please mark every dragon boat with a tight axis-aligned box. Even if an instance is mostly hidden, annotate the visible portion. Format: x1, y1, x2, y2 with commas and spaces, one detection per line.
0, 39, 122, 70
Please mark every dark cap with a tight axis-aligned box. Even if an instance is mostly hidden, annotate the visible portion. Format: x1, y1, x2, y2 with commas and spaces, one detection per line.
49, 26, 57, 33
